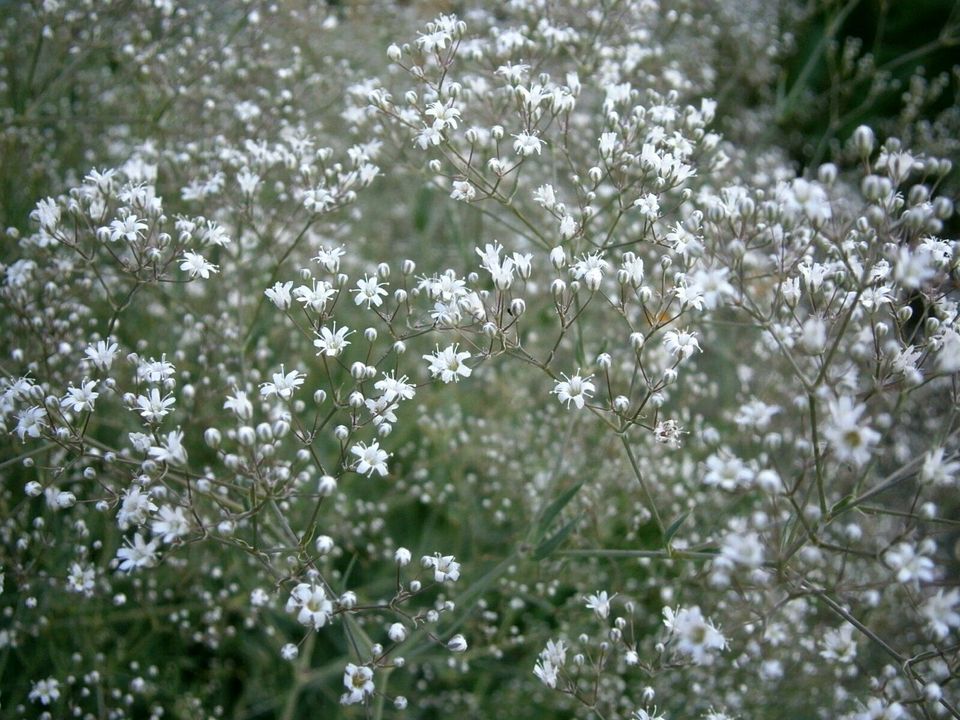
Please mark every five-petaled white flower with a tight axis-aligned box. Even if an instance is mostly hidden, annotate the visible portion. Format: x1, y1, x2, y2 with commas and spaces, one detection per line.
513, 132, 544, 156
585, 590, 614, 619
286, 582, 333, 630
314, 324, 353, 357
351, 440, 390, 477
663, 329, 701, 361
352, 275, 388, 309
422, 552, 461, 583
260, 366, 305, 400
61, 379, 99, 413
423, 344, 472, 383
552, 372, 595, 409
341, 663, 375, 705
116, 532, 159, 572
180, 251, 218, 279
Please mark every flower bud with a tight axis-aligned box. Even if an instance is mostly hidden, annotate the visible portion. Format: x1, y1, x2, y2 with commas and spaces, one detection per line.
207, 426, 225, 453
853, 125, 875, 157
446, 634, 468, 653
550, 246, 566, 269
315, 535, 335, 555
389, 623, 408, 643
318, 475, 337, 496
237, 426, 256, 447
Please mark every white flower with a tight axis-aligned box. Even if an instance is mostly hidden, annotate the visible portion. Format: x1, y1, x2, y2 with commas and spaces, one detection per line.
136, 388, 175, 423
662, 605, 726, 664
84, 340, 119, 370
116, 533, 159, 572
423, 344, 472, 383
425, 100, 461, 130
61, 379, 99, 413
388, 623, 408, 643
570, 252, 608, 291
179, 251, 218, 279
286, 582, 333, 630
29, 677, 61, 705
823, 396, 880, 467
148, 429, 187, 466
260, 366, 305, 400
422, 552, 461, 583
852, 698, 905, 720
921, 588, 960, 639
884, 541, 935, 585
374, 372, 416, 402
819, 623, 857, 663
15, 406, 46, 441
512, 132, 543, 156
223, 389, 253, 420
920, 448, 959, 486
314, 324, 353, 357
633, 193, 660, 220
108, 214, 148, 242
663, 329, 701, 361
294, 280, 336, 312
151, 505, 190, 543
117, 485, 158, 530
450, 180, 476, 201
585, 590, 613, 619
350, 440, 390, 477
66, 562, 96, 596
341, 663, 375, 705
552, 372, 595, 409
314, 246, 345, 272
352, 275, 388, 308
264, 281, 294, 309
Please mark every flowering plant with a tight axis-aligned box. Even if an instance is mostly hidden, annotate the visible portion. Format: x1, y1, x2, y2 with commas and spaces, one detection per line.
1, 1, 958, 718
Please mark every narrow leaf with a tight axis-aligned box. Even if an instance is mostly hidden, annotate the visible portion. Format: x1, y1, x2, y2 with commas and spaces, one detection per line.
534, 518, 578, 560
536, 481, 583, 541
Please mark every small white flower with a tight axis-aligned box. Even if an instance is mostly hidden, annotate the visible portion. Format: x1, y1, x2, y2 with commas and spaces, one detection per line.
314, 324, 353, 357
422, 552, 461, 583
61, 379, 99, 413
260, 366, 305, 400
663, 329, 701, 361
179, 251, 218, 279
423, 345, 472, 383
585, 590, 613, 619
350, 440, 390, 477
341, 663, 375, 705
29, 677, 61, 705
512, 132, 543, 156
823, 396, 880, 468
116, 533, 159, 572
352, 275, 388, 309
148, 429, 187, 466
552, 371, 595, 409
286, 582, 333, 630
663, 605, 726, 664
264, 281, 294, 310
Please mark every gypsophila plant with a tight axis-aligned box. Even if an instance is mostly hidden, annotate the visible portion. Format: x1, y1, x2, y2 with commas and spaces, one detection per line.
1, 1, 958, 718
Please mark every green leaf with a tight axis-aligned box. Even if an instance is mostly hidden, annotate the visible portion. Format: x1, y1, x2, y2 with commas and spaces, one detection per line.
533, 518, 578, 560
535, 481, 583, 541
664, 511, 689, 544
830, 494, 855, 516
